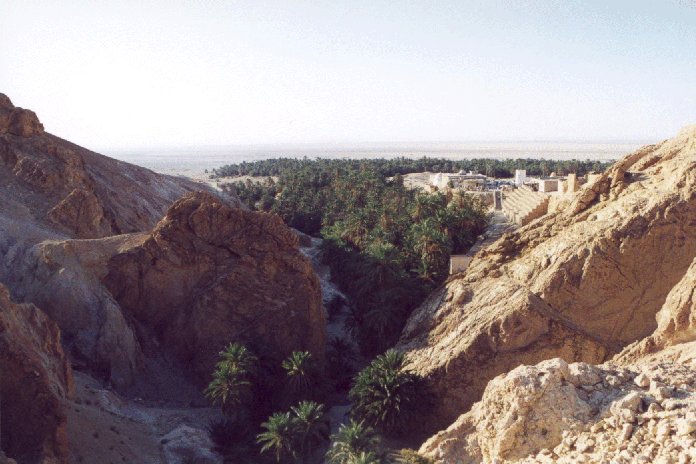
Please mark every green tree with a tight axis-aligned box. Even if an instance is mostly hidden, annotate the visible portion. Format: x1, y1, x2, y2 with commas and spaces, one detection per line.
257, 412, 300, 463
349, 350, 427, 435
351, 451, 383, 464
325, 420, 381, 464
205, 343, 257, 416
291, 401, 330, 462
407, 218, 452, 282
282, 351, 317, 401
219, 342, 258, 373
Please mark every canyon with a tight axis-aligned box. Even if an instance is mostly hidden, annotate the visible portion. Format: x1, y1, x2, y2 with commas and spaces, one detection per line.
2, 91, 696, 463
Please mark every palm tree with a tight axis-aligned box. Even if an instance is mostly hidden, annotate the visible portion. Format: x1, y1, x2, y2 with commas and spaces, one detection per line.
204, 362, 251, 416
218, 342, 258, 374
205, 343, 257, 416
282, 351, 316, 400
350, 451, 382, 464
349, 350, 425, 434
291, 401, 329, 462
407, 218, 452, 282
257, 412, 300, 463
325, 420, 381, 464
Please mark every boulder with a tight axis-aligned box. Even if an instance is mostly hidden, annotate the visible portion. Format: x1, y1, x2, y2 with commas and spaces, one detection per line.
104, 191, 325, 384
8, 109, 44, 137
161, 426, 221, 464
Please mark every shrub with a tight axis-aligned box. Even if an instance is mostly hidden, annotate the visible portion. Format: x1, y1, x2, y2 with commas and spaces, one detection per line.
207, 418, 253, 453
389, 449, 435, 464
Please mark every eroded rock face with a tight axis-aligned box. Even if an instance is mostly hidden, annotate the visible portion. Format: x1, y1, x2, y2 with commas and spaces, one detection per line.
3, 235, 147, 389
0, 95, 225, 388
0, 283, 73, 464
398, 125, 696, 433
0, 94, 44, 137
421, 355, 696, 463
104, 192, 325, 384
0, 93, 206, 240
618, 256, 696, 362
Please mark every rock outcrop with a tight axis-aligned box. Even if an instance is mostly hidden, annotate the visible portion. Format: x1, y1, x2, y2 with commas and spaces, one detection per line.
0, 283, 73, 464
421, 356, 696, 463
0, 94, 234, 388
104, 191, 325, 383
618, 255, 696, 361
0, 95, 44, 137
3, 234, 147, 389
398, 125, 696, 434
0, 93, 205, 240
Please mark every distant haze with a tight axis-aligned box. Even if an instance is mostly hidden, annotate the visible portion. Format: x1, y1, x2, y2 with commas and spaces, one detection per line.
2, 1, 695, 151
107, 141, 642, 177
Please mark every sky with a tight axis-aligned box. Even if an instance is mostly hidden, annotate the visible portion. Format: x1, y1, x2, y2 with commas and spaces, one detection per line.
1, 0, 696, 150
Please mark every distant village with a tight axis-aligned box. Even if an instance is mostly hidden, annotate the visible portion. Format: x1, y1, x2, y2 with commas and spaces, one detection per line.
430, 168, 604, 275
428, 168, 601, 226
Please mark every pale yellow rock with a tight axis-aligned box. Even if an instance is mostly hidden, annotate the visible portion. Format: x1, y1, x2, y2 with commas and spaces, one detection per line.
400, 126, 696, 432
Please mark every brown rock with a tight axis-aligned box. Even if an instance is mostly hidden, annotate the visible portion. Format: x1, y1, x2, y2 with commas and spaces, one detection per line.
618, 255, 696, 362
47, 188, 113, 238
7, 108, 44, 137
0, 96, 230, 387
0, 95, 212, 240
103, 191, 325, 384
0, 283, 73, 463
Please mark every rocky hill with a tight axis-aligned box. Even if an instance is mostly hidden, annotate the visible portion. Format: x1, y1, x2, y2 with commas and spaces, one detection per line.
397, 125, 696, 461
0, 95, 325, 463
104, 191, 324, 384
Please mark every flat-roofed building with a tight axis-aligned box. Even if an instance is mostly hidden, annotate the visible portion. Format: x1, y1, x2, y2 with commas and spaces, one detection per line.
514, 169, 526, 186
538, 178, 559, 193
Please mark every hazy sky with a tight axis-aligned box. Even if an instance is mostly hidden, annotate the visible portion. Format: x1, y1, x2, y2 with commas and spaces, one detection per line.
2, 0, 695, 150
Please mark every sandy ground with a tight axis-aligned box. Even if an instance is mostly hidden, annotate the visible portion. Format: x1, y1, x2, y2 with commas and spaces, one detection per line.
67, 372, 221, 464
401, 172, 434, 190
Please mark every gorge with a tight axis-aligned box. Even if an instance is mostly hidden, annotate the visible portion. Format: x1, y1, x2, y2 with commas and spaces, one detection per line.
1, 93, 696, 463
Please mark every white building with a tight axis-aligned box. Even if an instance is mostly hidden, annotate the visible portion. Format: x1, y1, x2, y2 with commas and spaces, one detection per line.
514, 169, 526, 186
430, 171, 488, 190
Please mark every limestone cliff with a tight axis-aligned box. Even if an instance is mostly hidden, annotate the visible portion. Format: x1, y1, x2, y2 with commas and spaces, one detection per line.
398, 125, 696, 434
0, 283, 73, 464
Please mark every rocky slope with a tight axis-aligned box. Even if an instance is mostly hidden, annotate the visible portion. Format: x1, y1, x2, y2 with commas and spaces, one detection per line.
0, 95, 325, 463
0, 93, 203, 240
0, 283, 73, 464
398, 125, 696, 443
400, 127, 696, 463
